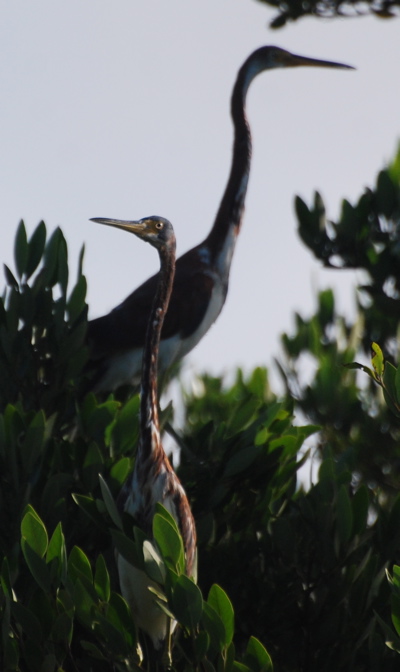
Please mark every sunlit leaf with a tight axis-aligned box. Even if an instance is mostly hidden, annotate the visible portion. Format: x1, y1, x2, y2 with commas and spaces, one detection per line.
68, 546, 93, 585
21, 509, 48, 558
245, 636, 273, 672
153, 511, 185, 573
371, 342, 384, 379
143, 540, 166, 584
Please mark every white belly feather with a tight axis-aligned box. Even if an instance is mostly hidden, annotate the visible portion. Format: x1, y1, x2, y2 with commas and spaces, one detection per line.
100, 272, 226, 391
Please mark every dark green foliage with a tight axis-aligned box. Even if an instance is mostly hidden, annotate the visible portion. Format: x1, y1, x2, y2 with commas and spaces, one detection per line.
285, 148, 400, 496
0, 221, 88, 415
254, 0, 400, 29
2, 189, 400, 671
296, 146, 400, 358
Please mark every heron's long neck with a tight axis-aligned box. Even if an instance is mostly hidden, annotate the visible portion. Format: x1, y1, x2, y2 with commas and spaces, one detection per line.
138, 245, 176, 463
205, 64, 254, 263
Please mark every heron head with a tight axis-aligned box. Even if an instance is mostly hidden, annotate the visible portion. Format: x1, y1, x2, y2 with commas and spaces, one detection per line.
90, 215, 176, 251
240, 46, 355, 92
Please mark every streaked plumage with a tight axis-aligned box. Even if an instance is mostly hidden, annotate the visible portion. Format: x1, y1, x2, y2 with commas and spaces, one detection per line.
91, 216, 196, 650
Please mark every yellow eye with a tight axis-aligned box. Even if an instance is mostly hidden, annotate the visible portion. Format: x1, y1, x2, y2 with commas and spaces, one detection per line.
155, 222, 164, 230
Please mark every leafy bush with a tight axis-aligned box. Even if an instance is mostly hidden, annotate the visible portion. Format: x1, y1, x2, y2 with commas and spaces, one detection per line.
2, 154, 400, 672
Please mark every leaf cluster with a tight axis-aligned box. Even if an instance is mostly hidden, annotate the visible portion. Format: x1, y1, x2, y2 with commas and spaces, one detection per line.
2, 185, 400, 671
296, 147, 400, 358
254, 0, 400, 29
283, 147, 400, 493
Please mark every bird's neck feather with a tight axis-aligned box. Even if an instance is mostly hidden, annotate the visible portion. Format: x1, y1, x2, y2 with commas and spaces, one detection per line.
138, 246, 175, 463
205, 64, 253, 265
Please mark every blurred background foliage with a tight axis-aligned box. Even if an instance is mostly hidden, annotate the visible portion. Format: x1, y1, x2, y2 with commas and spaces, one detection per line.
1, 144, 400, 670
254, 0, 400, 29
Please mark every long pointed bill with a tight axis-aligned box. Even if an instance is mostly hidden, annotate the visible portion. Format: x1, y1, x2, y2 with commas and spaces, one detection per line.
285, 51, 355, 71
90, 217, 146, 235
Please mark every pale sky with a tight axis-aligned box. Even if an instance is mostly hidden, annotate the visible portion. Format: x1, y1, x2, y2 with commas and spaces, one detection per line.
1, 1, 399, 392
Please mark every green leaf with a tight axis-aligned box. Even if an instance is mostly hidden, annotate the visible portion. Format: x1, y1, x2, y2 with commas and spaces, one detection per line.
371, 342, 384, 379
99, 473, 123, 530
206, 584, 234, 647
26, 220, 46, 278
111, 529, 143, 570
100, 597, 137, 653
41, 228, 62, 287
343, 361, 375, 378
73, 578, 97, 628
202, 601, 226, 654
14, 220, 28, 278
194, 630, 210, 661
57, 232, 69, 293
383, 362, 400, 415
207, 584, 234, 645
376, 169, 396, 217
112, 394, 140, 453
67, 274, 87, 323
143, 540, 166, 585
108, 591, 136, 648
245, 636, 273, 672
80, 640, 105, 660
153, 511, 185, 573
94, 555, 110, 602
319, 457, 335, 482
3, 263, 18, 288
0, 557, 12, 598
223, 445, 262, 478
154, 502, 181, 533
228, 397, 260, 434
110, 457, 132, 487
46, 522, 67, 585
68, 546, 93, 585
72, 493, 107, 529
171, 574, 203, 629
232, 663, 252, 672
21, 540, 51, 592
21, 509, 48, 558
269, 435, 298, 455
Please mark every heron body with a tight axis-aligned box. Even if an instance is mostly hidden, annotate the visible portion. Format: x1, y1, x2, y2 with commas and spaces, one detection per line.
87, 47, 353, 393
92, 216, 196, 650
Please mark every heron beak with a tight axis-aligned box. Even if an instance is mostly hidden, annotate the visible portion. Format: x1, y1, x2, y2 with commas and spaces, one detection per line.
90, 218, 147, 235
285, 52, 355, 71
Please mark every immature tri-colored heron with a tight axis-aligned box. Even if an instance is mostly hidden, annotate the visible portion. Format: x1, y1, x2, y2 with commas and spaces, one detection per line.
91, 216, 196, 652
87, 47, 353, 393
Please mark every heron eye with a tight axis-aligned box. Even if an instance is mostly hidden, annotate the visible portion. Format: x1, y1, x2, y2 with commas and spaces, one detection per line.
155, 222, 164, 230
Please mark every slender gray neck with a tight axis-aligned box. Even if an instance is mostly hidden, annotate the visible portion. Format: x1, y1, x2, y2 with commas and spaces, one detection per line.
138, 243, 176, 462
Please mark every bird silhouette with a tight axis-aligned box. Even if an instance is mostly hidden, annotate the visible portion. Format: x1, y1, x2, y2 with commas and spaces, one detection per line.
87, 47, 353, 393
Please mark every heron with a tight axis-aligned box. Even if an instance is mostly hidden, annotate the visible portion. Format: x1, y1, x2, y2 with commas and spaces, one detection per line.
87, 47, 353, 393
91, 216, 197, 656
